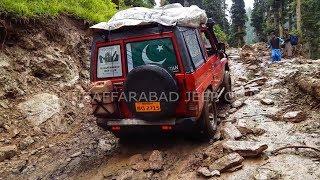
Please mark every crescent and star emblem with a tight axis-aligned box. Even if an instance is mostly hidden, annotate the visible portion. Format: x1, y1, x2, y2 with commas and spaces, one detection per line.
142, 44, 166, 65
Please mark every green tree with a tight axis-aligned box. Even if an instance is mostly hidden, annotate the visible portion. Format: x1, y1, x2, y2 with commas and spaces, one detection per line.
245, 8, 256, 44
230, 0, 247, 47
214, 25, 228, 43
296, 0, 302, 34
302, 0, 320, 59
203, 0, 228, 29
251, 0, 268, 41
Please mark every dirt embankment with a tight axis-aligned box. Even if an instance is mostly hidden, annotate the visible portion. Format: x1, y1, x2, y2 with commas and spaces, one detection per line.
0, 16, 319, 180
0, 16, 119, 179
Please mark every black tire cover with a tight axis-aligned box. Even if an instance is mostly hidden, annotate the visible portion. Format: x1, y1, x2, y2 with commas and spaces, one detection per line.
124, 64, 179, 120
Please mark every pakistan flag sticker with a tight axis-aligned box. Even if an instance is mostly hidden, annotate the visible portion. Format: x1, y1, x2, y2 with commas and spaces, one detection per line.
127, 38, 178, 72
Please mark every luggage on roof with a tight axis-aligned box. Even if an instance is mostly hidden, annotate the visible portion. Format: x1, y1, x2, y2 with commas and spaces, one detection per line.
91, 3, 207, 31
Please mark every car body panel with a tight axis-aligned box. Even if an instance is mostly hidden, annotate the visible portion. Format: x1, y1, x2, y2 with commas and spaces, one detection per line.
90, 24, 229, 131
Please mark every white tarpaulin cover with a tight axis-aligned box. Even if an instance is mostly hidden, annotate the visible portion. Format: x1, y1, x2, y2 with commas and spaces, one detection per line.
91, 3, 207, 31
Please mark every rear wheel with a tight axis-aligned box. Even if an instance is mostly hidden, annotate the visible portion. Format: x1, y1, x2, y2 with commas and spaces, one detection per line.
194, 90, 218, 140
220, 70, 232, 103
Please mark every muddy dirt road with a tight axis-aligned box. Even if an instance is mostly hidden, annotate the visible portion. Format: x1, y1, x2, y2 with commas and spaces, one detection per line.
1, 33, 319, 179
72, 47, 320, 180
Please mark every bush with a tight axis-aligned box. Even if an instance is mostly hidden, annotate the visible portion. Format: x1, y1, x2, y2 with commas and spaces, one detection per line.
213, 25, 228, 43
0, 0, 117, 22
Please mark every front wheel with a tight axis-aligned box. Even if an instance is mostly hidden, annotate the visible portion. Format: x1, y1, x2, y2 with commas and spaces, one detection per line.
194, 90, 218, 140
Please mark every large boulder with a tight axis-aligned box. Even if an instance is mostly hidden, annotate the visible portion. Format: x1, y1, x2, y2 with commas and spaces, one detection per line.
30, 55, 79, 86
19, 136, 35, 150
221, 122, 242, 140
282, 111, 306, 123
0, 69, 25, 99
295, 75, 320, 100
232, 100, 244, 108
18, 93, 61, 125
129, 150, 164, 172
197, 167, 220, 177
0, 145, 18, 162
203, 141, 224, 160
222, 140, 268, 157
209, 152, 244, 172
0, 54, 10, 67
148, 150, 164, 171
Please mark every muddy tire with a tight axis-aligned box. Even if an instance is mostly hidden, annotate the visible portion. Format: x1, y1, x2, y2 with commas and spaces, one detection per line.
220, 70, 232, 103
194, 90, 218, 140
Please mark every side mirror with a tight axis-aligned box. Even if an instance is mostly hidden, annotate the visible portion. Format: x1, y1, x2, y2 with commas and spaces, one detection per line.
217, 42, 226, 52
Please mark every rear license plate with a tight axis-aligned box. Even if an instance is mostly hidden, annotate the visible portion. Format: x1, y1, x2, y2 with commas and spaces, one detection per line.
135, 102, 161, 112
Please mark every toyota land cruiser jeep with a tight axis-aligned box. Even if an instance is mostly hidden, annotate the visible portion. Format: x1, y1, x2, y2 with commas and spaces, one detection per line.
89, 20, 232, 139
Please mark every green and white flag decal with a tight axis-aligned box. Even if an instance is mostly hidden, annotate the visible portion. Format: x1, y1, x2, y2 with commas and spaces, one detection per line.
127, 38, 178, 72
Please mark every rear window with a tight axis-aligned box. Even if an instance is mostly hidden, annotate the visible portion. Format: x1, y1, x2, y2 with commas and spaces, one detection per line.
126, 38, 179, 72
183, 30, 204, 68
97, 45, 122, 78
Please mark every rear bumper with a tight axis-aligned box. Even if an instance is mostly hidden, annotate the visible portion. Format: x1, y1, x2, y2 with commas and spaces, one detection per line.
96, 117, 197, 131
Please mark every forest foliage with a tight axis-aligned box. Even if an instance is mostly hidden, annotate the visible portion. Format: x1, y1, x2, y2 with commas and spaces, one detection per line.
0, 0, 154, 22
0, 0, 117, 22
229, 0, 247, 47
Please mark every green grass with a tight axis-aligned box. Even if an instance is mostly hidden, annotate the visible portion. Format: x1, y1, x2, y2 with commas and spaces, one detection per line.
0, 0, 117, 22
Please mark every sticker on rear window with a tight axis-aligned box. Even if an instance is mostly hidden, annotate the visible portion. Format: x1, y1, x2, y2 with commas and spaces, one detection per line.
97, 45, 122, 78
126, 38, 179, 72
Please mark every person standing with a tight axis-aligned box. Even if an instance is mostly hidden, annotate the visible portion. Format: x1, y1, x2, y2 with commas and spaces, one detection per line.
269, 32, 284, 62
283, 29, 293, 58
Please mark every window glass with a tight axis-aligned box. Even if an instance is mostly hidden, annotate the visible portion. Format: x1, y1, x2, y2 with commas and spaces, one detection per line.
126, 38, 179, 72
183, 30, 204, 68
97, 45, 122, 78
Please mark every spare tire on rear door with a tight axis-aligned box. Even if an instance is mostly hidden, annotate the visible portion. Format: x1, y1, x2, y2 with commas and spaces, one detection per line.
124, 64, 179, 120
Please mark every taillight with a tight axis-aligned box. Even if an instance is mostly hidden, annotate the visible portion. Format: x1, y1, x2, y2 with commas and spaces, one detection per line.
161, 125, 173, 131
111, 126, 120, 131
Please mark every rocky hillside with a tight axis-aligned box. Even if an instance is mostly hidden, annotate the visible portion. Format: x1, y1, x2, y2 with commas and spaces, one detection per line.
0, 15, 91, 137
0, 16, 119, 179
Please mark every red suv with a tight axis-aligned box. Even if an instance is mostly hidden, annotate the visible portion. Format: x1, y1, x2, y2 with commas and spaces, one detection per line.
90, 20, 231, 139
